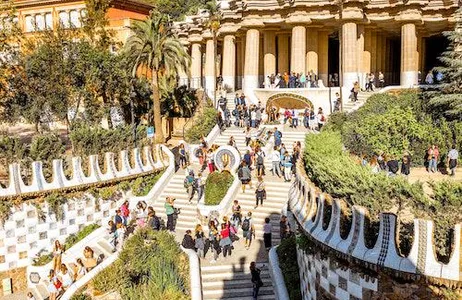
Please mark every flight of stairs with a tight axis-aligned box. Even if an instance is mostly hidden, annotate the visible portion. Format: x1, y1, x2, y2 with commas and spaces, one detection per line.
342, 91, 376, 113
200, 125, 307, 300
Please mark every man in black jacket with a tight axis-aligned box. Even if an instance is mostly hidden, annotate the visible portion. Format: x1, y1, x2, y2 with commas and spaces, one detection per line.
181, 230, 195, 250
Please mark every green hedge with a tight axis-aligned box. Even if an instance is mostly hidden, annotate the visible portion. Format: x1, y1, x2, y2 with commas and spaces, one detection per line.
91, 229, 189, 299
276, 235, 301, 300
64, 224, 100, 250
204, 171, 234, 205
184, 107, 217, 144
304, 131, 462, 259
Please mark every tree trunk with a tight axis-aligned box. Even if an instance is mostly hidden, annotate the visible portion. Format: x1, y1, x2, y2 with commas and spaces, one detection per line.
152, 70, 164, 143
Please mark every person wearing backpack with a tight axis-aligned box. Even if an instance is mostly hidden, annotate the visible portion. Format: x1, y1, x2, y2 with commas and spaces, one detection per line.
273, 127, 282, 147
184, 171, 195, 204
193, 172, 203, 202
181, 230, 195, 250
255, 147, 265, 178
242, 212, 254, 249
317, 107, 326, 131
238, 161, 252, 193
282, 152, 293, 182
255, 176, 266, 209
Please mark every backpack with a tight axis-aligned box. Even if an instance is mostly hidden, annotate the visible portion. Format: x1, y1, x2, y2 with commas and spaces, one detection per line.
242, 218, 250, 231
153, 216, 160, 230
256, 153, 264, 165
184, 176, 193, 188
237, 167, 244, 178
320, 115, 326, 122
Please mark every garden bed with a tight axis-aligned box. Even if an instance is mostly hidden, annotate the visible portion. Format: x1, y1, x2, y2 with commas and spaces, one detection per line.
204, 171, 234, 205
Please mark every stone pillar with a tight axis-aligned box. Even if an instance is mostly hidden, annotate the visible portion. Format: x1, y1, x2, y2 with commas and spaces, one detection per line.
318, 31, 329, 86
190, 43, 202, 89
370, 31, 377, 73
381, 35, 387, 82
357, 25, 365, 88
363, 29, 372, 75
222, 35, 236, 91
291, 26, 306, 74
263, 31, 276, 77
204, 39, 215, 95
401, 23, 418, 86
306, 29, 318, 77
376, 33, 383, 74
342, 22, 358, 88
277, 34, 290, 73
244, 29, 260, 103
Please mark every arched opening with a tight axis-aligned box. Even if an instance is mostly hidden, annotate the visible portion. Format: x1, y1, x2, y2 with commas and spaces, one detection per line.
266, 93, 314, 111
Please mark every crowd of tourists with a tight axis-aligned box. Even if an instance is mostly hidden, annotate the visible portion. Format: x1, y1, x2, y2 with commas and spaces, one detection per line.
263, 71, 320, 88
358, 144, 459, 177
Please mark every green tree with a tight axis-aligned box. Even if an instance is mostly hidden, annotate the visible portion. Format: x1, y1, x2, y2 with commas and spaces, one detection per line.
428, 7, 462, 121
124, 13, 190, 143
145, 0, 208, 20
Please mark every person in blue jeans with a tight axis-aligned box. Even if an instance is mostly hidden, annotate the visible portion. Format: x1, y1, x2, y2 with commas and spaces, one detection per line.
303, 107, 311, 129
273, 127, 282, 147
427, 145, 439, 173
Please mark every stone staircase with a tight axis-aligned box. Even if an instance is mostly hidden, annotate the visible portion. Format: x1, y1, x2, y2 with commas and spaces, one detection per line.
342, 91, 375, 113
200, 125, 307, 300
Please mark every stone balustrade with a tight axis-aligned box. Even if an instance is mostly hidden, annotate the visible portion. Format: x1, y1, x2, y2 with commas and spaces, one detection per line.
0, 146, 165, 198
289, 161, 461, 284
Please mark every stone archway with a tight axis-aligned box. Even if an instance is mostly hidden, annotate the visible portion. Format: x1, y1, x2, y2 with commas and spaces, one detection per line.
266, 93, 314, 110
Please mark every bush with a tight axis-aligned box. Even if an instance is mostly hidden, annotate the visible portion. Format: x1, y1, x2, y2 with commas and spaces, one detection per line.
91, 229, 189, 299
69, 124, 148, 157
130, 172, 164, 197
64, 224, 100, 251
45, 193, 67, 221
184, 107, 217, 143
32, 251, 53, 266
276, 235, 301, 300
0, 135, 26, 166
204, 171, 234, 205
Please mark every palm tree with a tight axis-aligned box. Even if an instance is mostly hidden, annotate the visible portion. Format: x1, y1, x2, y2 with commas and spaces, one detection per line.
124, 13, 190, 143
204, 0, 221, 105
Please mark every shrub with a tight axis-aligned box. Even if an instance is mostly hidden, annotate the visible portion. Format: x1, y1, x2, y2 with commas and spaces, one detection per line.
130, 172, 164, 197
91, 229, 189, 299
276, 235, 301, 300
204, 171, 234, 205
70, 292, 91, 300
32, 250, 53, 266
45, 193, 67, 221
184, 107, 217, 143
0, 135, 26, 167
69, 124, 148, 157
64, 224, 100, 251
0, 201, 12, 225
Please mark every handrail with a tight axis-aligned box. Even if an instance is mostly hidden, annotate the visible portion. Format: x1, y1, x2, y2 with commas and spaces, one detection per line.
268, 246, 290, 300
181, 246, 203, 300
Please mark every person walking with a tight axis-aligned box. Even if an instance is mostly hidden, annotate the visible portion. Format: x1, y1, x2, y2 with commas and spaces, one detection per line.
208, 222, 220, 263
244, 126, 252, 146
242, 212, 254, 250
184, 171, 195, 204
231, 200, 242, 227
219, 223, 232, 258
282, 152, 293, 182
178, 143, 188, 169
427, 145, 439, 173
401, 152, 411, 176
273, 127, 282, 147
316, 108, 326, 131
195, 172, 204, 202
255, 176, 266, 209
206, 149, 215, 173
250, 262, 263, 300
378, 71, 385, 88
447, 145, 459, 177
263, 217, 272, 251
238, 161, 252, 193
270, 146, 282, 177
195, 224, 206, 259
303, 107, 311, 129
255, 147, 265, 178
280, 215, 291, 240
164, 197, 176, 232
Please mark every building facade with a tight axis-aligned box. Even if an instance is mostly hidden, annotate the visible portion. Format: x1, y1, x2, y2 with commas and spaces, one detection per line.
1, 0, 153, 45
175, 0, 459, 103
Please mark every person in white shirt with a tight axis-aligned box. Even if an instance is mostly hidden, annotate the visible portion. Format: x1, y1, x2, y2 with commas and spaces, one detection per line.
251, 109, 257, 128
316, 107, 326, 131
270, 146, 282, 178
447, 145, 459, 177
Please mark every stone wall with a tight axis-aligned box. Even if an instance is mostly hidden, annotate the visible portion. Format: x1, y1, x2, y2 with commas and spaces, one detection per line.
289, 161, 461, 284
0, 146, 168, 272
0, 267, 27, 295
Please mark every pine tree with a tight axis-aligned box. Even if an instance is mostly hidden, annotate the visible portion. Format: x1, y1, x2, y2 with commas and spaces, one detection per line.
428, 8, 462, 121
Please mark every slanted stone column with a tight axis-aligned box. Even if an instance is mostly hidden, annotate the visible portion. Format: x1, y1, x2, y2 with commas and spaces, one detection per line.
277, 34, 290, 74
263, 31, 276, 77
306, 28, 318, 77
342, 22, 358, 89
204, 39, 215, 95
244, 29, 260, 103
401, 23, 418, 86
291, 26, 306, 74
363, 29, 372, 76
370, 31, 377, 73
222, 35, 236, 91
190, 43, 202, 89
236, 38, 245, 89
357, 25, 365, 88
376, 33, 383, 75
318, 31, 329, 86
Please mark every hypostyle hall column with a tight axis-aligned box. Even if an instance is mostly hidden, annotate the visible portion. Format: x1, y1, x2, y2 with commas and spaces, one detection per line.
222, 35, 236, 91
190, 43, 202, 89
204, 39, 215, 95
401, 23, 418, 86
263, 31, 276, 77
306, 29, 318, 77
291, 26, 306, 74
244, 29, 260, 103
342, 22, 358, 89
277, 34, 290, 73
318, 31, 329, 87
